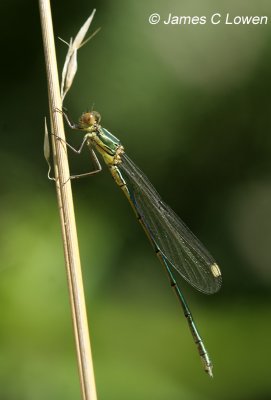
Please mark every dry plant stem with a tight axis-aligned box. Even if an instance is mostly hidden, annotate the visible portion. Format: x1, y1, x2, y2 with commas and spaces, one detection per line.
39, 1, 98, 400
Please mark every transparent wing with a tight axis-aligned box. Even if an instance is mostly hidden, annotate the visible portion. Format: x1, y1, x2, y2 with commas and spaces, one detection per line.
118, 154, 222, 294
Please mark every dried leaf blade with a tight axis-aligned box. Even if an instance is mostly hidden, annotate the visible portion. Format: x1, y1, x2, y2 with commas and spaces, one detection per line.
60, 9, 97, 100
44, 116, 50, 161
73, 9, 96, 49
44, 117, 55, 181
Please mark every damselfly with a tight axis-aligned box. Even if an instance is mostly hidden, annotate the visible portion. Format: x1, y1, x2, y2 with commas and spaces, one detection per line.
53, 109, 222, 377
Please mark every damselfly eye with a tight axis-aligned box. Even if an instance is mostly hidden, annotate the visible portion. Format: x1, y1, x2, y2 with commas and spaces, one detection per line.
79, 112, 91, 127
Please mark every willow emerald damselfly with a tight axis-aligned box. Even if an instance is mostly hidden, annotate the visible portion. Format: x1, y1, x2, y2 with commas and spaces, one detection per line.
52, 109, 222, 377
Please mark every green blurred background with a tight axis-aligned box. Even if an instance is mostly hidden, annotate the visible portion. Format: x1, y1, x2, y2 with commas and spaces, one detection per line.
1, 0, 271, 399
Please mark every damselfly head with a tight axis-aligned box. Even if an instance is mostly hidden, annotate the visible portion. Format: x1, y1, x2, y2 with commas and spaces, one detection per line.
79, 111, 101, 128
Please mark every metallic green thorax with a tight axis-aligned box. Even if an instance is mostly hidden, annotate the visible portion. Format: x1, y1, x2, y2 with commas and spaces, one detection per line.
91, 126, 123, 164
